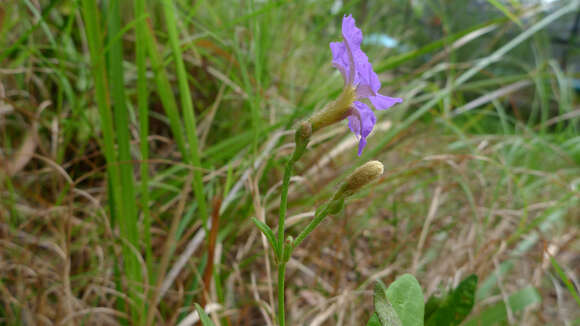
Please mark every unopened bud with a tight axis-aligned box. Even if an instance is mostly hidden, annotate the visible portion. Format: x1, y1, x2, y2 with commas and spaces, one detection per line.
334, 161, 384, 199
283, 235, 294, 262
308, 86, 356, 132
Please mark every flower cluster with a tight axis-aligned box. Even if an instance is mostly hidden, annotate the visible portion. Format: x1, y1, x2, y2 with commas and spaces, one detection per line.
310, 15, 402, 156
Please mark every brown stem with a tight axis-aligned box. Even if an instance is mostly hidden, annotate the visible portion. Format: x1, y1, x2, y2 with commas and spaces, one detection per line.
201, 196, 222, 306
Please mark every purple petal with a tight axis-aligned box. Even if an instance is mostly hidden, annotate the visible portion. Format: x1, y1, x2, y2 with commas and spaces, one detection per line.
330, 42, 350, 84
357, 137, 367, 156
355, 83, 374, 98
338, 15, 376, 93
368, 63, 382, 93
341, 15, 368, 86
342, 15, 363, 50
347, 101, 376, 156
370, 94, 403, 110
354, 61, 377, 98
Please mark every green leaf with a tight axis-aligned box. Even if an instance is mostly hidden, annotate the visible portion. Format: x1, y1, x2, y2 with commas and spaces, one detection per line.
424, 295, 441, 322
194, 303, 216, 326
386, 274, 424, 326
550, 256, 580, 308
251, 217, 279, 258
426, 274, 478, 326
485, 0, 522, 27
374, 18, 505, 72
374, 281, 402, 326
463, 285, 541, 326
366, 313, 383, 326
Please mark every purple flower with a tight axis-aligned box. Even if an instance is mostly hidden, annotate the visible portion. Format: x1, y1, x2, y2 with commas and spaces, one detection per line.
330, 14, 402, 155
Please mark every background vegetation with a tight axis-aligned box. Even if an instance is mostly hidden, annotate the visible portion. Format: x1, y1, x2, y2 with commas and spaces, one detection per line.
0, 0, 578, 325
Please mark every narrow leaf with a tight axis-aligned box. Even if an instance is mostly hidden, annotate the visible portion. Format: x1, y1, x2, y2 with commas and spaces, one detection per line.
194, 303, 216, 326
251, 217, 279, 257
550, 256, 580, 308
486, 0, 522, 27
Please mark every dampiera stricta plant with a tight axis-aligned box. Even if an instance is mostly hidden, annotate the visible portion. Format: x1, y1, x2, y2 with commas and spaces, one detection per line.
252, 14, 403, 326
310, 14, 402, 155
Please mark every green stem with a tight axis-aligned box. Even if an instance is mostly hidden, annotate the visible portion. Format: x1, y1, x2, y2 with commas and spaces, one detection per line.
278, 159, 294, 250
277, 262, 286, 326
293, 203, 332, 249
276, 158, 294, 326
276, 123, 311, 326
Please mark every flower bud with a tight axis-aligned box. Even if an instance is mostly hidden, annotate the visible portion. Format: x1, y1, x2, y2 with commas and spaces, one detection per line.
283, 235, 294, 262
308, 86, 356, 132
334, 160, 384, 199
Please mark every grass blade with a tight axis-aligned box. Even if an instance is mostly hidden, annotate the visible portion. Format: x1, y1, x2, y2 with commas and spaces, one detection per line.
105, 0, 143, 321
134, 0, 153, 281
161, 0, 208, 230
486, 0, 523, 27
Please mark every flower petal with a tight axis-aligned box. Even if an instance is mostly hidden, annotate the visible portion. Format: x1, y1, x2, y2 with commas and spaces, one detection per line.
370, 94, 403, 110
357, 137, 367, 156
330, 41, 350, 84
342, 14, 363, 50
354, 61, 377, 98
368, 63, 382, 93
355, 83, 374, 98
347, 101, 376, 156
354, 101, 376, 138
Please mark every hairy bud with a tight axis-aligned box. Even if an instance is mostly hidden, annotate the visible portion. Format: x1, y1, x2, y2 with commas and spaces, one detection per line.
308, 86, 356, 132
334, 160, 384, 199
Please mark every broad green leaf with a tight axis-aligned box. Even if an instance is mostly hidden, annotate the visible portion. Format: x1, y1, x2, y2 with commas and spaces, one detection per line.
426, 274, 478, 326
423, 295, 441, 322
374, 281, 402, 326
386, 274, 424, 326
366, 313, 383, 326
195, 303, 216, 326
463, 285, 541, 326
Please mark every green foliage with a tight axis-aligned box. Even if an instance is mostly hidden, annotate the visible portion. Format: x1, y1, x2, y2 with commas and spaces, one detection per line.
367, 313, 384, 326
464, 285, 541, 326
194, 303, 216, 326
425, 274, 478, 326
424, 295, 442, 322
373, 281, 402, 326
386, 274, 425, 326
368, 275, 424, 326
251, 217, 279, 258
550, 256, 580, 308
485, 0, 522, 27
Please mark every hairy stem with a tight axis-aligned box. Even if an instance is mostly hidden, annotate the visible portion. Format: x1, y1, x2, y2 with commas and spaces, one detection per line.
293, 203, 332, 249
277, 158, 294, 326
277, 262, 287, 326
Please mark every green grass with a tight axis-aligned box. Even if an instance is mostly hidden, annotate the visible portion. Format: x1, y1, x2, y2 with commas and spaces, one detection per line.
0, 0, 579, 325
